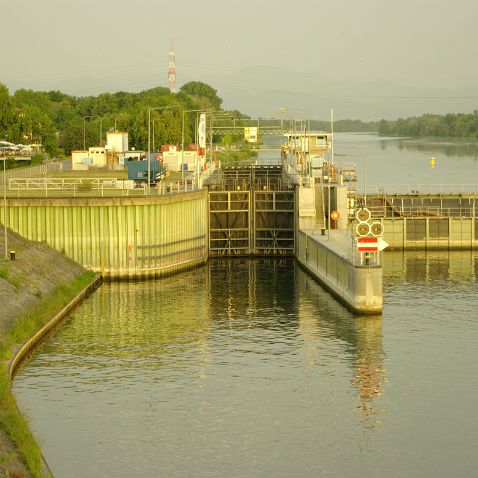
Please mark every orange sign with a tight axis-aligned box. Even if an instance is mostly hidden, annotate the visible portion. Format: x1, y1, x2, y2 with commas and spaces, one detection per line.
330, 210, 340, 221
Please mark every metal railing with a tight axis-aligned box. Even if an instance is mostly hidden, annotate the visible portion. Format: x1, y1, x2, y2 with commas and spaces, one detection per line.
0, 160, 67, 183
365, 184, 478, 195
305, 230, 383, 269
363, 205, 476, 218
5, 177, 197, 197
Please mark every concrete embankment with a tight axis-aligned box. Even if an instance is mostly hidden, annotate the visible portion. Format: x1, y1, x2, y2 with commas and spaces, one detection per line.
0, 191, 208, 279
296, 229, 382, 315
0, 226, 100, 478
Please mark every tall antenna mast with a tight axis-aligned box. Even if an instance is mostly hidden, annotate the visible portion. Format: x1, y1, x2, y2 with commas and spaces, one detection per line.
168, 39, 177, 93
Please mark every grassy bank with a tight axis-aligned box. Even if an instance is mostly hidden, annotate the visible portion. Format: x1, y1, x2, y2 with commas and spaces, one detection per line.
0, 270, 95, 478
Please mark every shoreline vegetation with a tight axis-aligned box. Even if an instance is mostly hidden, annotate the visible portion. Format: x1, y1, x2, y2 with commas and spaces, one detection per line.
0, 80, 226, 160
0, 227, 96, 477
3, 80, 478, 170
377, 111, 478, 138
0, 269, 95, 478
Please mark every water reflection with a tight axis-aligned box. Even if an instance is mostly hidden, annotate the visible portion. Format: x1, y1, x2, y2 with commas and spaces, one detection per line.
334, 133, 478, 186
384, 250, 477, 284
13, 253, 478, 477
389, 138, 478, 159
296, 270, 386, 430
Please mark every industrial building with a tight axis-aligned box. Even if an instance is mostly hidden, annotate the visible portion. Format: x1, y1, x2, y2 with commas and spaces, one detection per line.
72, 132, 134, 170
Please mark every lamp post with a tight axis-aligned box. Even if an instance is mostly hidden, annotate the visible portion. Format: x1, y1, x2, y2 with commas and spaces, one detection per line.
147, 106, 177, 192
180, 108, 205, 185
83, 116, 92, 151
206, 112, 231, 172
152, 120, 156, 152
2, 158, 7, 259
181, 109, 231, 186
180, 109, 207, 184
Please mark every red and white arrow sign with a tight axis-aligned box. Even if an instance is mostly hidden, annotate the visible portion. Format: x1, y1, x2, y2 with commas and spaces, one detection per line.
357, 237, 378, 252
356, 237, 389, 252
377, 237, 389, 251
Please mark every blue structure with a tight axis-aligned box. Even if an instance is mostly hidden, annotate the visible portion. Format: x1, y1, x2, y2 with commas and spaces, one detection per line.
125, 159, 165, 182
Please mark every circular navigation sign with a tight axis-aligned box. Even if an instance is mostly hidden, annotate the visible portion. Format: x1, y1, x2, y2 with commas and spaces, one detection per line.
370, 222, 384, 237
330, 210, 340, 221
356, 208, 371, 223
356, 223, 371, 237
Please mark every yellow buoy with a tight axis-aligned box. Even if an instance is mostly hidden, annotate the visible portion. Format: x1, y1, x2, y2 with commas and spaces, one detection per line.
429, 157, 436, 168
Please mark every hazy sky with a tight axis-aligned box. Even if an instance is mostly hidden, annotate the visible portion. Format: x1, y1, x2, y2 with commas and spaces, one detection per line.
1, 0, 477, 118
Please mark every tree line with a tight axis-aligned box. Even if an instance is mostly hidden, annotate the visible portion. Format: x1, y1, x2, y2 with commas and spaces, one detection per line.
309, 119, 379, 132
378, 112, 478, 138
3, 77, 477, 159
0, 81, 225, 156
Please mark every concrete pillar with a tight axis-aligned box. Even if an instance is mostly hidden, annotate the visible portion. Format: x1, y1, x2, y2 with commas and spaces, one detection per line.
297, 186, 316, 229
334, 185, 348, 230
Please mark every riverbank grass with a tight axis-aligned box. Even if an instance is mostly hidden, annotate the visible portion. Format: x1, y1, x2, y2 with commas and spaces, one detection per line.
0, 270, 95, 478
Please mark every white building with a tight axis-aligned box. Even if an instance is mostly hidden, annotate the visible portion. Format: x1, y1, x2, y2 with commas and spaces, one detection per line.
72, 132, 130, 170
106, 132, 128, 153
162, 151, 203, 172
88, 147, 107, 167
71, 150, 90, 170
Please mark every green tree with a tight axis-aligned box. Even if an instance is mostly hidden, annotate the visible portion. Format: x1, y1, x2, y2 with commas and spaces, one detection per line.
179, 81, 222, 110
0, 83, 15, 140
13, 89, 55, 121
16, 105, 58, 153
58, 117, 85, 154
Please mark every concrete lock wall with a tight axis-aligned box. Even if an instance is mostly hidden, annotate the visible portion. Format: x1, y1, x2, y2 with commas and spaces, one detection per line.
377, 217, 478, 250
0, 192, 208, 278
296, 230, 382, 314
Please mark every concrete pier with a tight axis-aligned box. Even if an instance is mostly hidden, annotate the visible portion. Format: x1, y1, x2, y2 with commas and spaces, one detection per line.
296, 229, 382, 314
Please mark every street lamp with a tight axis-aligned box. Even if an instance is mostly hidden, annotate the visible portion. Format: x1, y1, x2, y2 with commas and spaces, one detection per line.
181, 109, 231, 186
206, 112, 232, 173
1, 158, 7, 259
147, 105, 178, 192
180, 108, 206, 185
83, 116, 91, 151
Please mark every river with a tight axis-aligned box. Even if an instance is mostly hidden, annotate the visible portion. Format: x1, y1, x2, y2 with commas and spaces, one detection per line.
13, 251, 478, 477
13, 134, 478, 477
260, 132, 478, 188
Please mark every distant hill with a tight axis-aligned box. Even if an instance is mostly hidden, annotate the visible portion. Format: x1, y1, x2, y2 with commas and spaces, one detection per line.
5, 65, 478, 122
194, 66, 478, 121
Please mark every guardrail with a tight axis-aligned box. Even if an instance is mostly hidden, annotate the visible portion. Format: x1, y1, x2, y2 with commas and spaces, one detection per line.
364, 205, 476, 218
0, 160, 68, 183
5, 177, 197, 197
364, 184, 478, 194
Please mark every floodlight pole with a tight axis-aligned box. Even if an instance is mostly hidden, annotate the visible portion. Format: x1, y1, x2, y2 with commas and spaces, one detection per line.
3, 158, 7, 258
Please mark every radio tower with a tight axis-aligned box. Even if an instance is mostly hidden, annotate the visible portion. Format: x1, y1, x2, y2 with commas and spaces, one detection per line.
168, 39, 177, 93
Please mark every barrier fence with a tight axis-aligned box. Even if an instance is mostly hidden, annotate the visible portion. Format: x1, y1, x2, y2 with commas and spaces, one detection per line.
364, 184, 478, 194
4, 177, 197, 197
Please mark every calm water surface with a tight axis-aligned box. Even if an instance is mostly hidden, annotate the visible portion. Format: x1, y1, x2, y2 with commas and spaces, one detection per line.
13, 252, 478, 478
333, 133, 478, 187
260, 133, 478, 187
